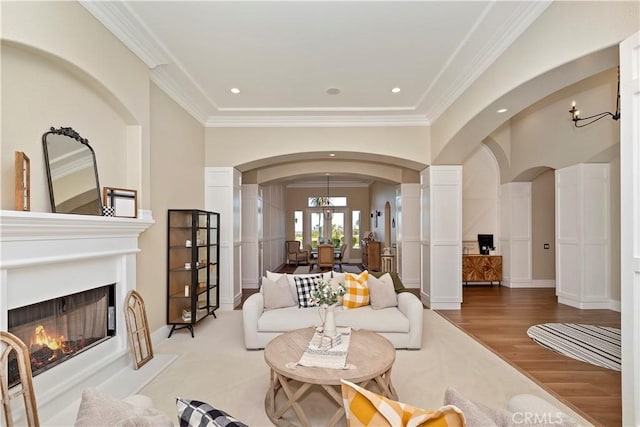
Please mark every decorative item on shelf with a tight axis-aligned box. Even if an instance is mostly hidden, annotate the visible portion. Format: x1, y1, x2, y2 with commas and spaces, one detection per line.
569, 66, 620, 127
102, 206, 115, 217
186, 240, 192, 247
383, 246, 391, 256
184, 262, 191, 270
103, 187, 138, 218
462, 240, 480, 255
182, 308, 191, 322
311, 278, 346, 337
14, 151, 30, 211
392, 218, 395, 228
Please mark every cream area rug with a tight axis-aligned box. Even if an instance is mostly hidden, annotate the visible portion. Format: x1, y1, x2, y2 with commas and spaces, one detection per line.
140, 310, 592, 426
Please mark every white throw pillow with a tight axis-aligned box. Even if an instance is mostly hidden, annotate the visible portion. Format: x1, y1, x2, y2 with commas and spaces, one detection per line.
262, 275, 296, 309
368, 273, 397, 309
74, 388, 173, 427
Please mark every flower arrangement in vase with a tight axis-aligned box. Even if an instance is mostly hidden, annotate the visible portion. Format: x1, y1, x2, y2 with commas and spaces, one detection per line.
310, 278, 346, 337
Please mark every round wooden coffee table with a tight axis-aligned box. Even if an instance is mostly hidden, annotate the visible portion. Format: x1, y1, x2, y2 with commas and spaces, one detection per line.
264, 327, 397, 427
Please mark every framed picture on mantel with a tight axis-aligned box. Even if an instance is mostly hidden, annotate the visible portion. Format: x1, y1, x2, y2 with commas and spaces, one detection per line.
103, 187, 137, 218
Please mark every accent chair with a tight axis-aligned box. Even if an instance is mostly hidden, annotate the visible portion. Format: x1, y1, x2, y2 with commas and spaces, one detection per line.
285, 240, 308, 266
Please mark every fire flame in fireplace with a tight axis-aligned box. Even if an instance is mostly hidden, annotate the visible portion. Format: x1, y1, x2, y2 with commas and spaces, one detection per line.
31, 325, 64, 351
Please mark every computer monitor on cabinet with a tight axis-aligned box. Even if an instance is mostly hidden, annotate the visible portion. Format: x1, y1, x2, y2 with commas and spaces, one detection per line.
477, 234, 494, 255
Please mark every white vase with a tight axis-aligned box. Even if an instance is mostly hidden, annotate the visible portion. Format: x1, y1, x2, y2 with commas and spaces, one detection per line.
320, 303, 338, 337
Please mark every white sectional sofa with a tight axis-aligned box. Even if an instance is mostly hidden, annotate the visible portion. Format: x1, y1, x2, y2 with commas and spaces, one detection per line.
242, 270, 424, 350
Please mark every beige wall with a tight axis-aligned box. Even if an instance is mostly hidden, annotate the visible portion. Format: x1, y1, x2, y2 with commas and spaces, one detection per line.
0, 42, 130, 211
1, 0, 151, 207
139, 83, 205, 331
205, 126, 430, 170
369, 182, 397, 246
462, 144, 499, 245
531, 169, 555, 280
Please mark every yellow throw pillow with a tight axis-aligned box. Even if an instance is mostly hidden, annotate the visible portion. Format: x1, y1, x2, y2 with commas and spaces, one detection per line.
340, 380, 466, 427
343, 271, 370, 309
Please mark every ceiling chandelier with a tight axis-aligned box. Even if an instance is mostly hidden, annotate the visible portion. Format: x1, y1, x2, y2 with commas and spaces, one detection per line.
323, 175, 333, 220
569, 67, 621, 128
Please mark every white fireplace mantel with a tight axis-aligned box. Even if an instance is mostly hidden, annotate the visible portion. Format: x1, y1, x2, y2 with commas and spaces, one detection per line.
1, 209, 154, 268
0, 209, 167, 424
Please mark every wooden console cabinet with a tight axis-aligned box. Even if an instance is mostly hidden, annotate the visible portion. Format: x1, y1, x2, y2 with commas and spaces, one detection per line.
361, 239, 381, 272
462, 255, 502, 286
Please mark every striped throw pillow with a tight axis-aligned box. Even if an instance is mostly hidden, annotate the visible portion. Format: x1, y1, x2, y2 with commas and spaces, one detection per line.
340, 380, 465, 427
343, 270, 369, 309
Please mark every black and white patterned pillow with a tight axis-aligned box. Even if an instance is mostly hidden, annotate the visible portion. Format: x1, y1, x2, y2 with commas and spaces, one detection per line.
176, 398, 248, 427
293, 275, 322, 308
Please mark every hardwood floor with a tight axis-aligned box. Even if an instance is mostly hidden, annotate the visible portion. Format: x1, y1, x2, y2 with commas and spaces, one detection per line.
437, 286, 621, 427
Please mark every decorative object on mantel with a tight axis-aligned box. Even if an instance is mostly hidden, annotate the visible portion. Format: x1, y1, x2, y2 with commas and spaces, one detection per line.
124, 290, 154, 370
42, 126, 102, 216
310, 278, 346, 337
14, 151, 30, 211
569, 66, 620, 127
103, 187, 138, 218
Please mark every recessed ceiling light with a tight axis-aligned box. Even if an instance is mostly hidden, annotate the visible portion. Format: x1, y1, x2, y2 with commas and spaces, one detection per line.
326, 88, 341, 95
230, 88, 240, 94
497, 108, 508, 113
391, 87, 401, 93
329, 153, 336, 157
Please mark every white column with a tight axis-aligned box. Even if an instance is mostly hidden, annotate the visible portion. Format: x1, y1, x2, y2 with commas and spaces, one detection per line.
500, 182, 532, 287
396, 183, 420, 288
421, 166, 462, 310
620, 31, 639, 426
205, 167, 242, 310
241, 184, 260, 289
555, 163, 610, 309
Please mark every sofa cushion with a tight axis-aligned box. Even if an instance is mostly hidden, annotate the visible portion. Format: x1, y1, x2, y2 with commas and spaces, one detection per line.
74, 388, 173, 427
257, 305, 324, 331
368, 273, 397, 309
262, 275, 296, 310
343, 271, 370, 309
335, 305, 409, 333
294, 275, 323, 307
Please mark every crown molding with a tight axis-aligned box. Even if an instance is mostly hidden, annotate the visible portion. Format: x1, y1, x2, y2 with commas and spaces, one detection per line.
204, 114, 429, 128
421, 1, 552, 122
150, 68, 211, 124
79, 1, 168, 69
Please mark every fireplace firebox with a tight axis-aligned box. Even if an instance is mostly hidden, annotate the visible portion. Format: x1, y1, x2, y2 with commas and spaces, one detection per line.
7, 284, 116, 386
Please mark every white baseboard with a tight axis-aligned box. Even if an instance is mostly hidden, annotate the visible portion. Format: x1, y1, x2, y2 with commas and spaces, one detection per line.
502, 279, 556, 288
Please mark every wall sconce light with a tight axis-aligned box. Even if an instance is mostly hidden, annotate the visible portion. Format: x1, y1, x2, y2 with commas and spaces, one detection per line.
569, 67, 620, 128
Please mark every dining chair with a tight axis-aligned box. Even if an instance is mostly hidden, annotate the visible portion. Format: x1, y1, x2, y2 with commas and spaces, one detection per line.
334, 243, 347, 272
317, 244, 335, 272
1, 331, 40, 427
304, 244, 317, 272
